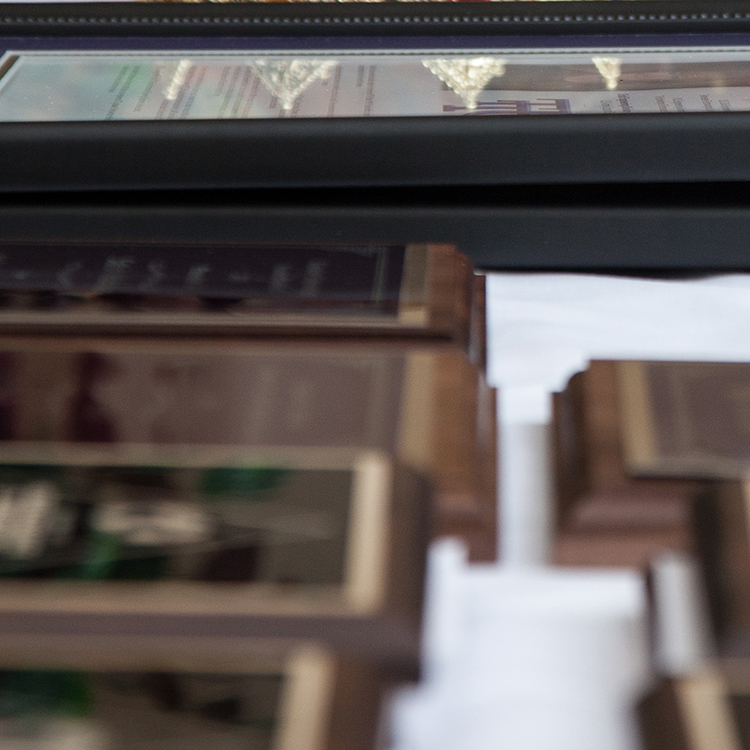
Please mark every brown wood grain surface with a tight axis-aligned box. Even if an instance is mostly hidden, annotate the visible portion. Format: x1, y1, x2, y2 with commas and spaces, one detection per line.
553, 361, 703, 537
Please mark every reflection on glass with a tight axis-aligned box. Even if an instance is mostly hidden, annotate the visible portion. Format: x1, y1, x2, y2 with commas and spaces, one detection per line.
592, 56, 622, 91
0, 670, 283, 750
251, 59, 338, 112
422, 57, 506, 110
164, 59, 192, 101
0, 456, 349, 584
4, 48, 750, 120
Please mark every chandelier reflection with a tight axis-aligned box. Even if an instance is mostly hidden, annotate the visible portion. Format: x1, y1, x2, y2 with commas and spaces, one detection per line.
252, 59, 338, 112
592, 56, 622, 91
164, 59, 192, 101
422, 57, 506, 111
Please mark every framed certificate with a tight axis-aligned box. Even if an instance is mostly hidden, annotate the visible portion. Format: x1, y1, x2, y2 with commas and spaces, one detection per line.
5, 44, 750, 122
0, 0, 749, 189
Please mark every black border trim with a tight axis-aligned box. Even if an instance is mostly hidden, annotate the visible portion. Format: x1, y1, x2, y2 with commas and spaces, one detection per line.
2, 111, 750, 190
2, 184, 750, 270
2, 1, 750, 37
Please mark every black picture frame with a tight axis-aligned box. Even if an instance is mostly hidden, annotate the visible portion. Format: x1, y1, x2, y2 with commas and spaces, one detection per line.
1, 183, 750, 271
0, 1, 749, 191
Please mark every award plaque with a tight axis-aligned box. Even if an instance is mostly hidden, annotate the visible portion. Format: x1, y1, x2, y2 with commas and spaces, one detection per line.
617, 361, 750, 479
469, 274, 487, 376
552, 361, 701, 567
692, 480, 750, 660
474, 373, 498, 562
0, 335, 491, 560
553, 361, 703, 529
0, 644, 386, 750
554, 359, 750, 563
555, 527, 693, 569
0, 440, 428, 668
638, 671, 745, 750
0, 242, 476, 354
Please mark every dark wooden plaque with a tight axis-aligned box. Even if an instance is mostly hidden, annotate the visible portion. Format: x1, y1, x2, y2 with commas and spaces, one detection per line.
0, 336, 488, 560
0, 442, 428, 668
0, 242, 475, 353
692, 480, 750, 660
464, 274, 496, 561
618, 361, 750, 479
555, 527, 693, 569
442, 373, 497, 564
468, 273, 487, 376
0, 643, 387, 750
552, 361, 703, 565
638, 672, 745, 750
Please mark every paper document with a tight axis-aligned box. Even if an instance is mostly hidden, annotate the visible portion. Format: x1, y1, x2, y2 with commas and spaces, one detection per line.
1, 46, 750, 120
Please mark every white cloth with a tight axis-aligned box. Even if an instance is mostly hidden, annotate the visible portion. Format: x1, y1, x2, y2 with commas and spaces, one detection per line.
393, 273, 747, 750
487, 272, 750, 424
391, 543, 648, 750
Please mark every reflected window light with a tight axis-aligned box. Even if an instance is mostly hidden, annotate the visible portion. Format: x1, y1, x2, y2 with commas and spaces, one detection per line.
0, 482, 57, 560
251, 59, 338, 113
422, 57, 506, 111
92, 499, 212, 546
592, 56, 622, 91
